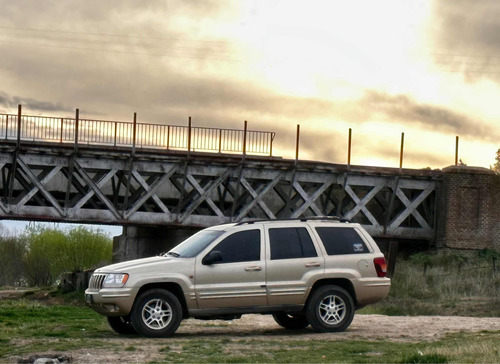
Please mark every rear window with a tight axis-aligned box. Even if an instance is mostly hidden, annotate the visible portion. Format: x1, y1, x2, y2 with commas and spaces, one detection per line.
315, 227, 369, 255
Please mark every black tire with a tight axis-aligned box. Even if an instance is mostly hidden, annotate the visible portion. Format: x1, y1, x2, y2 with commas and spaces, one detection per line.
107, 315, 137, 335
130, 289, 183, 338
272, 312, 309, 330
306, 285, 354, 332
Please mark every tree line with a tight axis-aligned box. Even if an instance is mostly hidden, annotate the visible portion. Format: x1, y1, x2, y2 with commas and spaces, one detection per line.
0, 225, 112, 287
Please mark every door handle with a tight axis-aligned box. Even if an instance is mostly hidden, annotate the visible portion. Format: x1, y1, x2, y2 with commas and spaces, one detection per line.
244, 266, 262, 271
305, 262, 321, 267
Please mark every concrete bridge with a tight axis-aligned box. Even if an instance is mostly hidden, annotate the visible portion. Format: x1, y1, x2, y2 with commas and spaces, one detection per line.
1, 109, 498, 260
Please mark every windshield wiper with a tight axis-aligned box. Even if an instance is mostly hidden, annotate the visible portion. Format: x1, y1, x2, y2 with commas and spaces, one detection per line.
167, 251, 180, 258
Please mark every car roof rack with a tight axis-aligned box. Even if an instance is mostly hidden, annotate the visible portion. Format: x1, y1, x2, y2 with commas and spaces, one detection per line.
235, 216, 350, 226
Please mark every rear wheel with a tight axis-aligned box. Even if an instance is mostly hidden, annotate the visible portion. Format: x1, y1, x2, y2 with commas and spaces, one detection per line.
272, 313, 309, 329
130, 289, 182, 337
107, 316, 136, 335
306, 285, 354, 332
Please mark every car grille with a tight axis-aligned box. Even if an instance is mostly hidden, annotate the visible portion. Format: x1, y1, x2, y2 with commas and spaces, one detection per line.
88, 274, 106, 291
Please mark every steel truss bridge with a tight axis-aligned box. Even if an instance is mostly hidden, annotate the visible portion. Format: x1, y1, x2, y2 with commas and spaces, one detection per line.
0, 142, 438, 241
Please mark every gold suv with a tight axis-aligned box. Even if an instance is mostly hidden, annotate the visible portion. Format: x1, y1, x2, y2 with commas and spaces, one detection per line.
85, 217, 390, 337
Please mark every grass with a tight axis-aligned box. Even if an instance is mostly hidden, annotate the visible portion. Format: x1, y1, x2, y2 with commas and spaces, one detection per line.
1, 250, 499, 362
359, 250, 500, 316
0, 297, 499, 363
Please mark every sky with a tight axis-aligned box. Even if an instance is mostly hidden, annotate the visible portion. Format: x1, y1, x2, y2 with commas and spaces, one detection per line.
0, 0, 499, 170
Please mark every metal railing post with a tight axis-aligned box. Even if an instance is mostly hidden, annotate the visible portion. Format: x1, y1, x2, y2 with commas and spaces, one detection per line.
295, 124, 300, 164
16, 104, 22, 148
4, 114, 8, 140
455, 136, 459, 166
270, 133, 275, 157
347, 128, 352, 166
219, 129, 222, 153
132, 113, 137, 153
74, 109, 79, 153
60, 118, 64, 143
187, 116, 192, 156
166, 125, 170, 149
399, 132, 405, 169
242, 120, 247, 158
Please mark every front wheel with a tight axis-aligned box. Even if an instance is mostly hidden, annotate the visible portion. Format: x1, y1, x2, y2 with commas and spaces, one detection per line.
272, 312, 309, 329
130, 289, 183, 337
107, 316, 136, 335
306, 285, 354, 332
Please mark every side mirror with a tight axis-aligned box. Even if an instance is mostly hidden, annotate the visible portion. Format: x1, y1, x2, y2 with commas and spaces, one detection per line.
202, 251, 223, 265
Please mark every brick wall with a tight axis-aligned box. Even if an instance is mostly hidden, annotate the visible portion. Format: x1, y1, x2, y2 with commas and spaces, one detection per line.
436, 166, 500, 251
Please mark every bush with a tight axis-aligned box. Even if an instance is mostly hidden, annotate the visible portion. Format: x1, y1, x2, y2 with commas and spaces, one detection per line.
0, 237, 27, 286
0, 225, 114, 287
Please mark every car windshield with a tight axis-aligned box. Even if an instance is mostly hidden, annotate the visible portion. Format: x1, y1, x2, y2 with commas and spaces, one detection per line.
165, 230, 224, 258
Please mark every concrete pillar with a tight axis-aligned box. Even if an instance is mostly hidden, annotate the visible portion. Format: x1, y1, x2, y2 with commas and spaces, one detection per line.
436, 166, 500, 251
112, 226, 201, 262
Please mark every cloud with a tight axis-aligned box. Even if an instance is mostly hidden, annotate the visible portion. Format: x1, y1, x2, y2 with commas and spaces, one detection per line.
359, 90, 498, 143
0, 91, 71, 113
430, 1, 500, 82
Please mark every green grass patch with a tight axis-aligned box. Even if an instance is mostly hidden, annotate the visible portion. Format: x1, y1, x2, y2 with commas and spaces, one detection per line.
153, 332, 500, 363
359, 251, 500, 316
1, 297, 499, 363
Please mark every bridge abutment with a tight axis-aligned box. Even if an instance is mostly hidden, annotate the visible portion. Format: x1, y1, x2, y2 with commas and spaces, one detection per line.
437, 166, 500, 251
112, 226, 199, 262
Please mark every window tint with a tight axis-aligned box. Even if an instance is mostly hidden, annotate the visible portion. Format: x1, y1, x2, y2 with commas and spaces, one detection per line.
315, 227, 369, 255
269, 227, 317, 260
208, 230, 260, 263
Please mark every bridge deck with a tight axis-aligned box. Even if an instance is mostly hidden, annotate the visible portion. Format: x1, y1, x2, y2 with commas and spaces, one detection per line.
0, 141, 440, 241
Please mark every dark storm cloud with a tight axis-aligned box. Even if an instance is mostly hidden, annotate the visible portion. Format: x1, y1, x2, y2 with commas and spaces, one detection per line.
431, 0, 500, 82
0, 91, 71, 113
360, 90, 497, 143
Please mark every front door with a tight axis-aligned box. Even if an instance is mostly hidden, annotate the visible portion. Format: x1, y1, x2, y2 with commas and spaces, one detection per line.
195, 228, 267, 309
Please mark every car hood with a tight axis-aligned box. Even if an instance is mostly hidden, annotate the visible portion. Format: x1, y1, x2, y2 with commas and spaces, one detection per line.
94, 256, 190, 274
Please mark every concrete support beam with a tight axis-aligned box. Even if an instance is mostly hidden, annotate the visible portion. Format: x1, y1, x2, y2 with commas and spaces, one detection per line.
112, 226, 200, 262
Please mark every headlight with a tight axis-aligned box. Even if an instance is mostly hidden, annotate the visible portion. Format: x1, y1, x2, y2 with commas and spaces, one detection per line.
102, 273, 129, 288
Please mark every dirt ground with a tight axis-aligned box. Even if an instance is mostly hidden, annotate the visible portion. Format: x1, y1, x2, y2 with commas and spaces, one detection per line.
4, 290, 499, 363
39, 314, 500, 364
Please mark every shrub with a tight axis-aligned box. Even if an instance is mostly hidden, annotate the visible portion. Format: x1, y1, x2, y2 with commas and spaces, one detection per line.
21, 225, 113, 286
0, 236, 27, 286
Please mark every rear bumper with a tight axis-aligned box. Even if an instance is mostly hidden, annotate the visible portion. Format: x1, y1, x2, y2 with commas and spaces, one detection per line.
84, 287, 137, 316
353, 277, 391, 307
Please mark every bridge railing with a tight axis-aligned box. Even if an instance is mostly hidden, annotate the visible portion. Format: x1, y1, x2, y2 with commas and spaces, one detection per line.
0, 113, 276, 156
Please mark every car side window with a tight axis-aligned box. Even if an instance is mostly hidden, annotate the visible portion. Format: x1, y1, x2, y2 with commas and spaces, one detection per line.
269, 227, 317, 260
208, 229, 261, 264
315, 227, 369, 255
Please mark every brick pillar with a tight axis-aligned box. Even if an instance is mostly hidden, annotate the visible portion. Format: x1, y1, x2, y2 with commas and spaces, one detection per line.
112, 226, 201, 262
437, 166, 499, 251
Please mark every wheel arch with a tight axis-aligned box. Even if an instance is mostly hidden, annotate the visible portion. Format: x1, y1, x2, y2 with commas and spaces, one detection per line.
308, 278, 357, 307
135, 282, 189, 319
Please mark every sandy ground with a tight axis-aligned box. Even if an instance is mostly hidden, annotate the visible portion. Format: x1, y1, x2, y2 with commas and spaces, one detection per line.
14, 314, 498, 364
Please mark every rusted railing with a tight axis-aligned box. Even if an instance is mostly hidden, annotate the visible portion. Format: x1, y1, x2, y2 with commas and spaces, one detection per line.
0, 111, 275, 156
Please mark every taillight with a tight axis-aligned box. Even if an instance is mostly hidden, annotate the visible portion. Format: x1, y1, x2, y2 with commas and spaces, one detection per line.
373, 257, 387, 277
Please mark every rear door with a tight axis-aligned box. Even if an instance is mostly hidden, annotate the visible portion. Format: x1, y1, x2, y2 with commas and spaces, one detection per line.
265, 224, 324, 306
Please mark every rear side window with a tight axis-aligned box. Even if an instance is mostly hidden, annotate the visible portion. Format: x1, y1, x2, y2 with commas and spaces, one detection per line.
269, 227, 317, 260
315, 227, 369, 255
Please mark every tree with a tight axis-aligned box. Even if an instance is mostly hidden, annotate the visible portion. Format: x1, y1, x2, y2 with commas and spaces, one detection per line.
21, 225, 113, 286
492, 148, 500, 174
0, 236, 27, 286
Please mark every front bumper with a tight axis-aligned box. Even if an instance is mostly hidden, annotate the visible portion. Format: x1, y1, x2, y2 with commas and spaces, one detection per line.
84, 287, 137, 316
